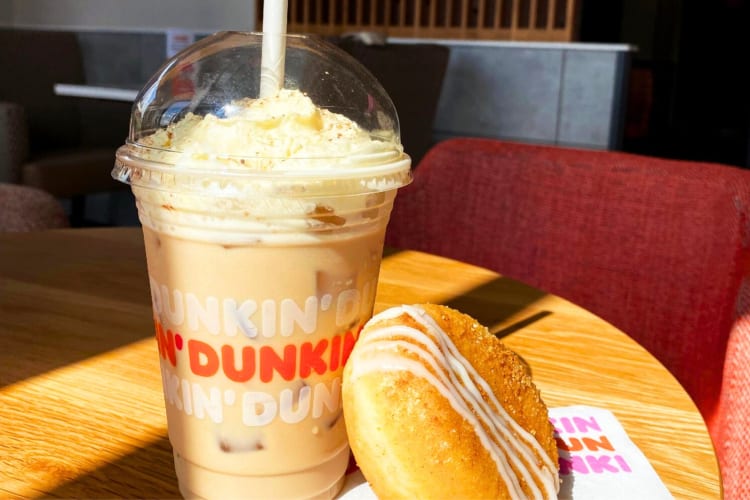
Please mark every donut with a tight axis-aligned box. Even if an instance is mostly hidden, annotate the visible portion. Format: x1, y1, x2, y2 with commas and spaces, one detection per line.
342, 303, 559, 499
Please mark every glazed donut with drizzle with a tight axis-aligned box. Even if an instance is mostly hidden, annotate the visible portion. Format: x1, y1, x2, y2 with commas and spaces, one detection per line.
342, 304, 560, 499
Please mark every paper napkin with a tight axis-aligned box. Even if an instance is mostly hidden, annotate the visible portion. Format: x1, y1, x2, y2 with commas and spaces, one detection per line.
551, 405, 673, 499
339, 405, 673, 499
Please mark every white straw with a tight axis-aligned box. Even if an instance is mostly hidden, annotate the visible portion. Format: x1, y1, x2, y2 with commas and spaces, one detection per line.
259, 0, 288, 98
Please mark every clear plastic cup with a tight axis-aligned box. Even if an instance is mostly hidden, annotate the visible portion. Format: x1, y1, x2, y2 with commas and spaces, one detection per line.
112, 31, 411, 499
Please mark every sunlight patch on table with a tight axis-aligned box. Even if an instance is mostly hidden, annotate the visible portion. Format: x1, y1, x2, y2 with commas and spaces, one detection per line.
0, 337, 167, 496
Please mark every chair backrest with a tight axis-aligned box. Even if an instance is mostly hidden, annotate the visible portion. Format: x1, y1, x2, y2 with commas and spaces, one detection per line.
385, 137, 750, 498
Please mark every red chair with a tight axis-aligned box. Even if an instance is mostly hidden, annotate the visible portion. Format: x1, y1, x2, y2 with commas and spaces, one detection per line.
385, 137, 750, 498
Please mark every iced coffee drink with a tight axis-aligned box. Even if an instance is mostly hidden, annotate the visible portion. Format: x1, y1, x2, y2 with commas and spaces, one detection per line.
113, 32, 410, 499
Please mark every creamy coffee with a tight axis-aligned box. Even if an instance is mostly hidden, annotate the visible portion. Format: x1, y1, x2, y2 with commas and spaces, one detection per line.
143, 223, 385, 498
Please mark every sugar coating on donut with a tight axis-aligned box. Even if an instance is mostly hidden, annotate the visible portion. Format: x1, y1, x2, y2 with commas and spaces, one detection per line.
342, 303, 560, 499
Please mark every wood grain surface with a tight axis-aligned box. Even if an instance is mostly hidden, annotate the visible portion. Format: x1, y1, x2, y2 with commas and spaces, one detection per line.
0, 228, 721, 499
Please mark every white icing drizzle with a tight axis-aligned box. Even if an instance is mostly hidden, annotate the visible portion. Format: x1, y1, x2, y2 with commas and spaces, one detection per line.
349, 305, 560, 499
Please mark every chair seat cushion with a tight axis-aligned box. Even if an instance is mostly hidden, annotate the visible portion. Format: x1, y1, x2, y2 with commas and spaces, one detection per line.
21, 147, 125, 198
0, 183, 69, 231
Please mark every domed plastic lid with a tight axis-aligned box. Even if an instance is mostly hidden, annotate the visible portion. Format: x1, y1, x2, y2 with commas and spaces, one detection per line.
114, 31, 410, 195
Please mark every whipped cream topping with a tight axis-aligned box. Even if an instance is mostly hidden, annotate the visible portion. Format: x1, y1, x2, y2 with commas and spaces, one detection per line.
137, 89, 401, 170
349, 305, 560, 500
116, 88, 410, 244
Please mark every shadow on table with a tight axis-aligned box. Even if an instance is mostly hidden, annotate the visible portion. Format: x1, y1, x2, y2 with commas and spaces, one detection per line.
432, 266, 554, 378
381, 248, 555, 337
43, 434, 180, 499
0, 308, 154, 390
0, 228, 153, 389
383, 248, 555, 379
494, 311, 553, 338
439, 277, 553, 341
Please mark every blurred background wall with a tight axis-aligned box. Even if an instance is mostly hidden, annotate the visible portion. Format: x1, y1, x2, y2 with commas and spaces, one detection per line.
2, 0, 747, 169
0, 0, 257, 32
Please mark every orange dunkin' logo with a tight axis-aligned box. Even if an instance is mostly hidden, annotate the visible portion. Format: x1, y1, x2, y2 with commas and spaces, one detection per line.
154, 319, 360, 379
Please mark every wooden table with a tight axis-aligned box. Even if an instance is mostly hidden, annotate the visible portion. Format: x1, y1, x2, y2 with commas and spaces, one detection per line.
0, 228, 721, 499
